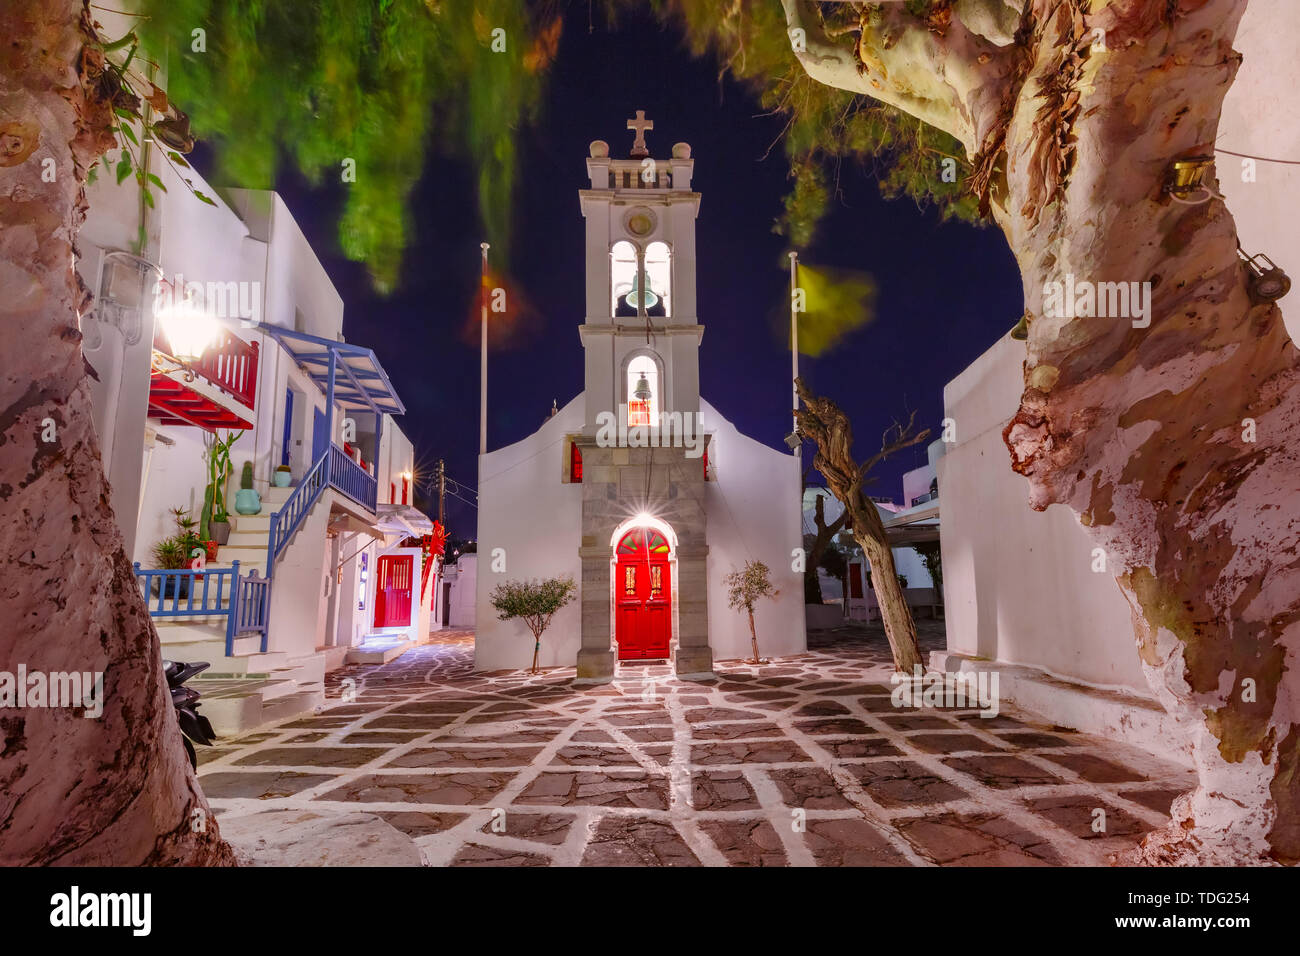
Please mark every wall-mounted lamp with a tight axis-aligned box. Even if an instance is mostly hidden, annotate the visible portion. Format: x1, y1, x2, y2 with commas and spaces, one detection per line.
1239, 246, 1292, 303
153, 278, 217, 365
1164, 155, 1221, 204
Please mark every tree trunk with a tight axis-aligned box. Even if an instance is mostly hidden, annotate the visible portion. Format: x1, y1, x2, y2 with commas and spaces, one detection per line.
531, 637, 540, 674
0, 0, 234, 865
852, 506, 924, 675
784, 0, 1299, 863
748, 609, 761, 664
795, 382, 926, 673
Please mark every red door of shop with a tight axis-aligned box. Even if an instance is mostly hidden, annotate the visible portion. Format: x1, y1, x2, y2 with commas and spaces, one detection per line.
373, 554, 414, 628
615, 527, 672, 660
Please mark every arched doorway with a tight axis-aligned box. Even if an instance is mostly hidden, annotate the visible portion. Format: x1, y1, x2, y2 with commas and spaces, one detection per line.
613, 524, 673, 660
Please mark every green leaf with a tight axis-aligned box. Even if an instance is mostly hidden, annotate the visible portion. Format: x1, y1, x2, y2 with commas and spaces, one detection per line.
146, 172, 167, 192
87, 165, 98, 185
119, 123, 139, 146
115, 156, 132, 184
166, 151, 190, 169
141, 187, 155, 209
193, 189, 217, 207
113, 106, 138, 121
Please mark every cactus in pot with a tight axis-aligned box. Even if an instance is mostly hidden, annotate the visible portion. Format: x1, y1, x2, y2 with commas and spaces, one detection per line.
235, 460, 261, 515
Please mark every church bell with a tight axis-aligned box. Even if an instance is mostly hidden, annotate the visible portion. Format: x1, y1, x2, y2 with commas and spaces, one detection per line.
633, 371, 652, 403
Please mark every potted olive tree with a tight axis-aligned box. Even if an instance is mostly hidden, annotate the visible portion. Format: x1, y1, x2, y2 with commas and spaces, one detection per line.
489, 576, 577, 674
725, 560, 777, 665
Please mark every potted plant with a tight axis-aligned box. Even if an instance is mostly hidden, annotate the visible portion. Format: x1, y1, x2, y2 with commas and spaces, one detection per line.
725, 560, 778, 665
273, 463, 292, 487
203, 431, 239, 545
235, 460, 261, 514
488, 576, 577, 674
152, 507, 204, 598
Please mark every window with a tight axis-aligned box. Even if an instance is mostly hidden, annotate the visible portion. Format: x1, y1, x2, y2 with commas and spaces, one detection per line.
626, 356, 659, 427
611, 240, 671, 318
611, 241, 637, 316
644, 242, 671, 317
569, 440, 583, 483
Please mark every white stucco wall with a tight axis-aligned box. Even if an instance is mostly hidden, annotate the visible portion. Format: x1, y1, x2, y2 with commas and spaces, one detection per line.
447, 554, 478, 627
1217, 0, 1300, 347
475, 398, 585, 670
939, 336, 1149, 690
702, 400, 807, 662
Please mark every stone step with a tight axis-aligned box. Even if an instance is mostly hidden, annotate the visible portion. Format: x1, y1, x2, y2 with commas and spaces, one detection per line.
346, 636, 411, 665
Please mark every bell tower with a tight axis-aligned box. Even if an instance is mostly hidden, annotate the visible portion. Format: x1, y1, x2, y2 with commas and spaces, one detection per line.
578, 114, 702, 435
573, 112, 713, 683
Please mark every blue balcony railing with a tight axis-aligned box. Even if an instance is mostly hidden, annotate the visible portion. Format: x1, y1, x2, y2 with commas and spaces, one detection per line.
269, 442, 378, 572
133, 560, 270, 656
328, 442, 378, 511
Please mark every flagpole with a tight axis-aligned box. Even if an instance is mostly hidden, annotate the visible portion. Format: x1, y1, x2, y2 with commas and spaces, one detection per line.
479, 242, 489, 456
789, 250, 799, 456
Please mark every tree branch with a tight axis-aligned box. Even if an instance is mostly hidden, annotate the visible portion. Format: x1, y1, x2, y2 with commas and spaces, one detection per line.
781, 0, 1019, 157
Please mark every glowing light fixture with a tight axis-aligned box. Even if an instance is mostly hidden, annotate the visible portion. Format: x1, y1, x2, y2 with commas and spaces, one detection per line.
154, 279, 217, 362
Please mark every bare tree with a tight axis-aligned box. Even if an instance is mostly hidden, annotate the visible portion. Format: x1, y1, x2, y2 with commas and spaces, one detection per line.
795, 378, 931, 672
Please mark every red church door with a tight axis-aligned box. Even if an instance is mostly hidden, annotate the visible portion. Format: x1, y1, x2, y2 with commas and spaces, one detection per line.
374, 554, 414, 628
615, 527, 672, 660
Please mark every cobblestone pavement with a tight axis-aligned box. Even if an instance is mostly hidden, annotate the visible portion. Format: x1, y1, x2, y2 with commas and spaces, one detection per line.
198, 623, 1195, 866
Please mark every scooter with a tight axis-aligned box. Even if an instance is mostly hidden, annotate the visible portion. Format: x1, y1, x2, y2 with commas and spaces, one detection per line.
164, 660, 217, 768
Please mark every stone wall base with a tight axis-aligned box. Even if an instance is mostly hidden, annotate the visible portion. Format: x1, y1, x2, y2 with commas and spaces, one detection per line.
930, 651, 1192, 766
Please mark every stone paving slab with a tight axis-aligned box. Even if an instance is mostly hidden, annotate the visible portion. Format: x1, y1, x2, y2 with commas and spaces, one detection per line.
199, 623, 1195, 866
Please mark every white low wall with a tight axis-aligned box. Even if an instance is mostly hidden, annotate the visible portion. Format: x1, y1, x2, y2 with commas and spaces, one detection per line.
938, 336, 1148, 692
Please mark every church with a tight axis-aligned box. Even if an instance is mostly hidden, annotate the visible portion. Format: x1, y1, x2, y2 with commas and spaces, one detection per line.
475, 114, 807, 680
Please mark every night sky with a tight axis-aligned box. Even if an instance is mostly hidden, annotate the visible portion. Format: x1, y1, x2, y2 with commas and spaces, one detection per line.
255, 8, 1024, 540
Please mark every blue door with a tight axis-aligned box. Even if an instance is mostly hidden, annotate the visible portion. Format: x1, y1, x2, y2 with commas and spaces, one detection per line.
312, 407, 328, 463
280, 388, 294, 467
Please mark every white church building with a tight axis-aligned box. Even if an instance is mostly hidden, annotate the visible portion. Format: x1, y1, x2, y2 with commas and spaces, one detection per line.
476, 118, 807, 679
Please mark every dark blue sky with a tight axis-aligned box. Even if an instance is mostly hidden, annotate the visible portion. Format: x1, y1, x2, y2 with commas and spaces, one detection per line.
261, 10, 1023, 539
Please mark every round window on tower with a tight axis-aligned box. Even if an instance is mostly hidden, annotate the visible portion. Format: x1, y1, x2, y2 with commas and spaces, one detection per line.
624, 207, 656, 237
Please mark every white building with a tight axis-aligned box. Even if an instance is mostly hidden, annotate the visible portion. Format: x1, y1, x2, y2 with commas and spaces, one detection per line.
933, 0, 1297, 762
476, 121, 806, 677
78, 58, 442, 732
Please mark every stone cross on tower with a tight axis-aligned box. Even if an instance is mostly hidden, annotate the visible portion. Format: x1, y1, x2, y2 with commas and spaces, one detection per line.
626, 110, 653, 158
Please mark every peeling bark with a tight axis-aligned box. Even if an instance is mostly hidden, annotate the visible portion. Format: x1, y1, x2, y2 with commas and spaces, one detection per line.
786, 0, 1299, 864
0, 0, 234, 865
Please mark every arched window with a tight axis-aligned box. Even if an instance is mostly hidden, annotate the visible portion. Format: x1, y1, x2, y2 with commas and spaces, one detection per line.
611, 241, 637, 317
644, 242, 671, 317
626, 354, 660, 427
616, 528, 671, 556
